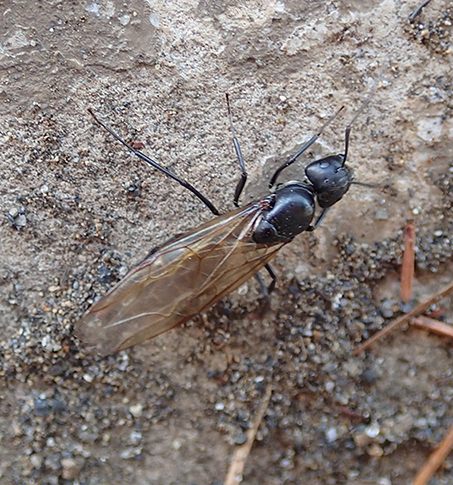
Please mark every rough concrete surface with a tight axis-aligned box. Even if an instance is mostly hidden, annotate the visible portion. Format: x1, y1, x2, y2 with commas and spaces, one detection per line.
1, 1, 453, 484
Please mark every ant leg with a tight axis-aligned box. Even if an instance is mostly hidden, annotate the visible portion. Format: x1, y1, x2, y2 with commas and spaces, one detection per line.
264, 263, 277, 294
88, 109, 220, 216
254, 272, 267, 296
306, 208, 329, 232
254, 263, 277, 297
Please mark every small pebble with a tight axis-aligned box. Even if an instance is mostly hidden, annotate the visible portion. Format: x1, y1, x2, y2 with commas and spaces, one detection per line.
61, 458, 80, 480
365, 423, 380, 438
30, 454, 43, 469
325, 381, 335, 393
325, 427, 338, 443
172, 439, 182, 450
375, 208, 389, 220
129, 403, 144, 418
34, 398, 51, 417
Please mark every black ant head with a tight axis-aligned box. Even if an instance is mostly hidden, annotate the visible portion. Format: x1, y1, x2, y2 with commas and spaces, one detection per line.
305, 154, 354, 209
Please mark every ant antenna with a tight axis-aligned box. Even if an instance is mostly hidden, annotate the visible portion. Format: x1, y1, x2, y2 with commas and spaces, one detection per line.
225, 94, 248, 206
342, 89, 376, 166
269, 106, 345, 188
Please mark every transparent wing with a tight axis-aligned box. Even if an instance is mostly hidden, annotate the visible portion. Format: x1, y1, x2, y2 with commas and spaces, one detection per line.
76, 202, 285, 355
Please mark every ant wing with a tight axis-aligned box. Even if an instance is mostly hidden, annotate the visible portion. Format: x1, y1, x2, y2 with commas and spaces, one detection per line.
76, 202, 284, 355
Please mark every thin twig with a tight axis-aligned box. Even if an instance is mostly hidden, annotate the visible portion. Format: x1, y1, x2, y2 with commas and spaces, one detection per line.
412, 423, 453, 485
412, 316, 453, 340
401, 220, 415, 303
224, 385, 273, 485
354, 280, 453, 355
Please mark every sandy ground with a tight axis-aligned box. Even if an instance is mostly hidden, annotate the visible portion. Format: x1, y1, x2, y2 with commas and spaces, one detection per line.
1, 1, 453, 484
